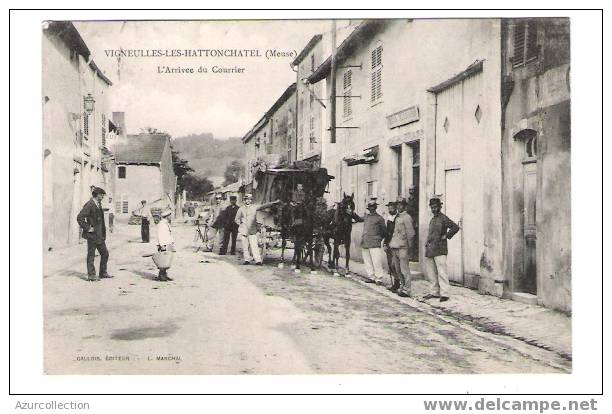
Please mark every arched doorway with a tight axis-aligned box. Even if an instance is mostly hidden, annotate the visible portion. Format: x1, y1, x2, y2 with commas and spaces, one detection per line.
515, 129, 538, 295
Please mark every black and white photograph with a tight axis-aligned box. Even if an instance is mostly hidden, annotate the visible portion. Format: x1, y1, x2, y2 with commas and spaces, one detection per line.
39, 16, 575, 376
7, 7, 606, 405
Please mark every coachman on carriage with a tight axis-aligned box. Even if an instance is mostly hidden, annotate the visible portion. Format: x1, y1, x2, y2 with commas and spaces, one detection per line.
242, 161, 335, 272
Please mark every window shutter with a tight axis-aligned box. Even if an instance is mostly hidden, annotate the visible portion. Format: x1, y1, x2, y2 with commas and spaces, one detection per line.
513, 22, 526, 66
526, 22, 538, 62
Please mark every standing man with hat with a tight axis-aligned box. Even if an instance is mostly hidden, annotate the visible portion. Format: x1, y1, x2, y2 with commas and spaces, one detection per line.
206, 193, 226, 252
423, 197, 460, 302
388, 198, 416, 297
219, 195, 240, 256
133, 200, 152, 243
234, 193, 280, 265
77, 187, 112, 281
383, 200, 398, 289
360, 199, 388, 285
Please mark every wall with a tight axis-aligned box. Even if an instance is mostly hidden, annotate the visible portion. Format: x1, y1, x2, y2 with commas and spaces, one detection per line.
296, 40, 325, 162
320, 19, 502, 269
42, 26, 112, 249
501, 18, 571, 312
113, 164, 163, 218
159, 139, 177, 203
269, 91, 296, 163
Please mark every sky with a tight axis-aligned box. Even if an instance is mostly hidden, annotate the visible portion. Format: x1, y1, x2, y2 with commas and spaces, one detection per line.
75, 20, 334, 139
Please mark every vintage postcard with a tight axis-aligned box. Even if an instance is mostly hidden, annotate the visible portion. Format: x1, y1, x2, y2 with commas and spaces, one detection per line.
41, 17, 572, 375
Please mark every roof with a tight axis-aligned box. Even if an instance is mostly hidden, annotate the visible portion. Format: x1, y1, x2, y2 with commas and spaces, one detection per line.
291, 34, 323, 66
45, 21, 113, 86
308, 20, 387, 84
114, 134, 170, 164
427, 60, 484, 94
242, 83, 297, 143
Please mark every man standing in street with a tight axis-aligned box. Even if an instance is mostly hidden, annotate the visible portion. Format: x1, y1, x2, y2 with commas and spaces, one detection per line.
219, 195, 240, 256
406, 185, 419, 260
206, 194, 226, 252
234, 193, 279, 265
360, 199, 388, 285
383, 200, 398, 290
389, 199, 416, 297
423, 197, 460, 302
77, 187, 112, 281
133, 200, 152, 243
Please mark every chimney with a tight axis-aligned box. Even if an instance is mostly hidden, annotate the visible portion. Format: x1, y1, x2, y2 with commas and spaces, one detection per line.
112, 112, 126, 137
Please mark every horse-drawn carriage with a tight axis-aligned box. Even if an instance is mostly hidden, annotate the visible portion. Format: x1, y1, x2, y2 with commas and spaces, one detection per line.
245, 164, 361, 273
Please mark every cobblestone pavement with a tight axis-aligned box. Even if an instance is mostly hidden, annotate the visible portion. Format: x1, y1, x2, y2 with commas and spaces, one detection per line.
43, 222, 570, 374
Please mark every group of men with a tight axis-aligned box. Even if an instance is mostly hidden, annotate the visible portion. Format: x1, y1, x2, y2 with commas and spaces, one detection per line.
202, 193, 279, 264
358, 194, 460, 302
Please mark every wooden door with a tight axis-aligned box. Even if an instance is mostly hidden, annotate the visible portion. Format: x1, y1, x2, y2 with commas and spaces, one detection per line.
444, 168, 463, 284
522, 161, 537, 294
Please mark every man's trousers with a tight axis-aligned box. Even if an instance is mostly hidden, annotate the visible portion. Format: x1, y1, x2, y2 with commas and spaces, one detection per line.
141, 218, 150, 242
220, 229, 238, 255
391, 247, 411, 294
241, 234, 262, 263
361, 247, 387, 283
425, 255, 450, 297
86, 240, 109, 278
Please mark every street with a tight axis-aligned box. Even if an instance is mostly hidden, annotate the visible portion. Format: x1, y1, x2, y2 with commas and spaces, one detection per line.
43, 222, 569, 375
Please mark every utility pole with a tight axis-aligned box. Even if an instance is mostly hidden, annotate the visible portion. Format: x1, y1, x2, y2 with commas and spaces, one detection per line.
330, 20, 337, 144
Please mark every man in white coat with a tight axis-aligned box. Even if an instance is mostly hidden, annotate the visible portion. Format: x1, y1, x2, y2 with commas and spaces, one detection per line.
234, 193, 279, 265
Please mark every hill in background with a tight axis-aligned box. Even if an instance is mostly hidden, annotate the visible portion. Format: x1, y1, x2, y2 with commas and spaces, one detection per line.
171, 133, 246, 180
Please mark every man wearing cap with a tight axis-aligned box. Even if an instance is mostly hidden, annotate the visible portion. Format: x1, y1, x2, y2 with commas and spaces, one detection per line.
206, 194, 226, 252
133, 200, 152, 243
360, 199, 388, 285
389, 198, 416, 297
234, 193, 280, 265
383, 200, 398, 289
219, 195, 240, 255
77, 187, 111, 281
423, 197, 460, 302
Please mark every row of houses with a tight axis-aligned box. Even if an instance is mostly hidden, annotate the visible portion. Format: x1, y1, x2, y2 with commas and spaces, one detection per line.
241, 18, 571, 312
43, 22, 176, 251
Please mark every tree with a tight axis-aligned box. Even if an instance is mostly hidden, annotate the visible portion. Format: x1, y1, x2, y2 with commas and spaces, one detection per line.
182, 174, 214, 200
223, 160, 245, 186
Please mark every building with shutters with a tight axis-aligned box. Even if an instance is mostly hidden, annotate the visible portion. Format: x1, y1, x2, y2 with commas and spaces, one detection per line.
42, 21, 115, 249
500, 18, 571, 312
306, 18, 571, 311
112, 133, 177, 219
242, 83, 296, 184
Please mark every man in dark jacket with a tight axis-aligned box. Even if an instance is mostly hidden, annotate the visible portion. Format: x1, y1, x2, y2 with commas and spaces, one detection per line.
219, 195, 240, 255
77, 187, 112, 281
383, 200, 398, 289
423, 197, 460, 302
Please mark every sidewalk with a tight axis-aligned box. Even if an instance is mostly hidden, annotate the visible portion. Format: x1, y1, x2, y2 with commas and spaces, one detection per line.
263, 249, 572, 363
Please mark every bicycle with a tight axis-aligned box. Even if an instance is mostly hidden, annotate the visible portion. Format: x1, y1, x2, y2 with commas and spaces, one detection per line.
193, 219, 210, 253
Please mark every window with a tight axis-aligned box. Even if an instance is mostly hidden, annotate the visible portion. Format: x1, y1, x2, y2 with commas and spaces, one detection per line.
370, 44, 383, 102
309, 116, 315, 147
513, 20, 538, 67
115, 200, 121, 213
366, 180, 378, 198
118, 166, 126, 179
122, 200, 129, 214
309, 93, 314, 109
343, 70, 352, 118
310, 54, 315, 72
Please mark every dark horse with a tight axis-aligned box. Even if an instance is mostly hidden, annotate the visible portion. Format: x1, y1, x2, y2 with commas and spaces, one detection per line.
327, 193, 363, 273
